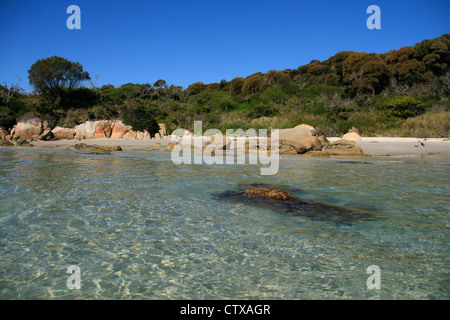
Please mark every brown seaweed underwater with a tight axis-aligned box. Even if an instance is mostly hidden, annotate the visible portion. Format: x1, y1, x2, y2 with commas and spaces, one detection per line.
212, 184, 374, 224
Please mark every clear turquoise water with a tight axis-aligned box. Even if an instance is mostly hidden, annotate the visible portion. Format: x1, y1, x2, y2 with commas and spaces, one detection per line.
0, 147, 448, 299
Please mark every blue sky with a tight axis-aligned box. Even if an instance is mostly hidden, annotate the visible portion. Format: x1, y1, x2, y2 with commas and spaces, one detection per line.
0, 0, 449, 91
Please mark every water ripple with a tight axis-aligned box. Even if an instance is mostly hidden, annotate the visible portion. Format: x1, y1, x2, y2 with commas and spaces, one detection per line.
0, 148, 448, 299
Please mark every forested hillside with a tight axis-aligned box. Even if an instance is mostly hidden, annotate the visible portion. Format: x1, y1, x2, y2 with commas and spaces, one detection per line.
1, 34, 449, 137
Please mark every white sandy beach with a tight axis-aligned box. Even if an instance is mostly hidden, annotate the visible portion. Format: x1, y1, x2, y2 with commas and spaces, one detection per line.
26, 136, 450, 158
328, 137, 450, 157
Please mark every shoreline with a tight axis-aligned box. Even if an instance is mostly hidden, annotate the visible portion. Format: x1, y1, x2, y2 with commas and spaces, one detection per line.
5, 136, 448, 160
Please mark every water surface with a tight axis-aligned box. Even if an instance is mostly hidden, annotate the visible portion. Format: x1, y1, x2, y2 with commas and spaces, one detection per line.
0, 147, 448, 299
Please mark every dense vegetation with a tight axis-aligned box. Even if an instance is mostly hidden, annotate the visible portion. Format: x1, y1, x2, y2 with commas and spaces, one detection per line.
1, 34, 449, 137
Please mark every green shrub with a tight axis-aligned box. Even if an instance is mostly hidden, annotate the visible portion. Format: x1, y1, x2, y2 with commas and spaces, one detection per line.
91, 104, 120, 120
297, 84, 345, 99
62, 87, 100, 110
248, 105, 278, 118
59, 108, 87, 128
305, 104, 328, 116
121, 102, 159, 135
229, 77, 245, 96
400, 111, 450, 137
0, 106, 17, 129
378, 96, 425, 119
258, 86, 286, 103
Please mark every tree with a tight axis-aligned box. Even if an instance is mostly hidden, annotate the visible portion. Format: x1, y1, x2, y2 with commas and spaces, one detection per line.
265, 70, 291, 86
242, 74, 264, 94
186, 82, 205, 95
414, 36, 450, 75
0, 83, 28, 130
342, 52, 390, 94
153, 79, 167, 89
342, 52, 378, 83
205, 82, 220, 90
121, 102, 159, 135
359, 60, 391, 94
0, 80, 24, 105
391, 59, 426, 85
328, 51, 354, 81
28, 56, 90, 97
167, 85, 185, 101
325, 74, 339, 86
0, 105, 17, 130
229, 77, 245, 96
307, 64, 327, 76
387, 47, 414, 64
219, 79, 228, 89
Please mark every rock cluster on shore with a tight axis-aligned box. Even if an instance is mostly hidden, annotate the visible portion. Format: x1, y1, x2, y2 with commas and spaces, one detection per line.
1, 118, 167, 142
0, 119, 368, 157
243, 124, 366, 156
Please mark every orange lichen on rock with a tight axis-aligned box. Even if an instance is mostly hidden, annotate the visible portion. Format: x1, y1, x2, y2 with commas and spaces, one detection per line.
245, 188, 295, 201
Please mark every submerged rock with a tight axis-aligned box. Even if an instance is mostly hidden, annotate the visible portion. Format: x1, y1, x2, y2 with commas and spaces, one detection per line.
73, 143, 122, 154
337, 160, 371, 164
102, 145, 122, 152
165, 143, 178, 151
302, 151, 330, 157
245, 188, 295, 201
0, 140, 14, 147
15, 139, 33, 146
213, 184, 371, 223
88, 149, 110, 155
